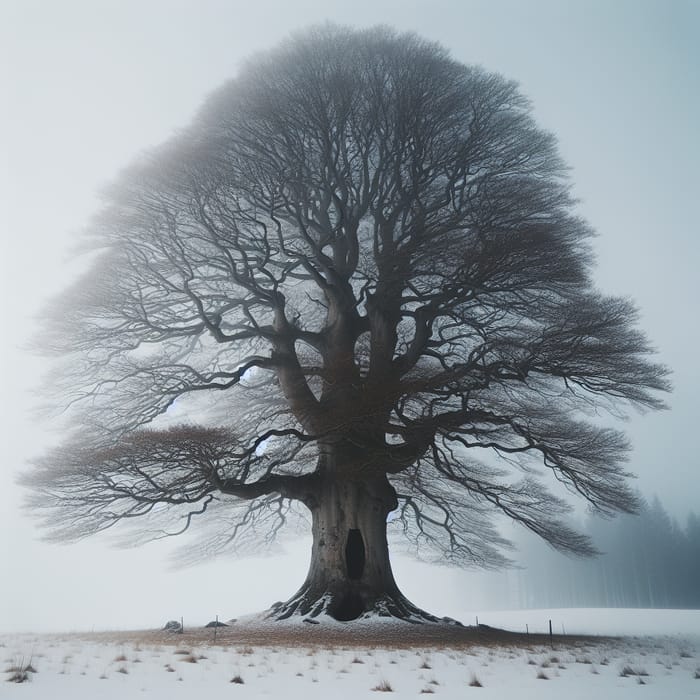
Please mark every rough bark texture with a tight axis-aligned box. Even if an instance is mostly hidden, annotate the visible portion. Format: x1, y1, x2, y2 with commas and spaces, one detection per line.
268, 454, 440, 622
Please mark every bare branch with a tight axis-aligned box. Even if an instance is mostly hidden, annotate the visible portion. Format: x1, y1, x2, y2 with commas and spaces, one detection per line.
27, 25, 669, 576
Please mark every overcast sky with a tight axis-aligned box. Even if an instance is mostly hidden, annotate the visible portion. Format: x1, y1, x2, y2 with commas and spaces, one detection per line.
1, 0, 698, 633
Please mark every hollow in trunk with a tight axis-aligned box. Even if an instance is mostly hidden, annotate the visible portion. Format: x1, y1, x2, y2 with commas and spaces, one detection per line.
268, 472, 440, 623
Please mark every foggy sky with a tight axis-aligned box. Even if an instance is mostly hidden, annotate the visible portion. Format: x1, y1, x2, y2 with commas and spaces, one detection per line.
1, 0, 698, 633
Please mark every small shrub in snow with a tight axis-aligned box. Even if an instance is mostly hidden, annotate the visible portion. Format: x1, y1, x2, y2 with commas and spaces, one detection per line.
620, 665, 649, 678
372, 679, 393, 692
5, 658, 37, 684
537, 670, 549, 680
469, 673, 483, 687
6, 669, 30, 683
230, 674, 244, 684
116, 666, 128, 674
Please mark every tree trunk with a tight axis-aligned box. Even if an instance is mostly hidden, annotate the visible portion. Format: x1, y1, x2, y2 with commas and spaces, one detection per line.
268, 467, 440, 623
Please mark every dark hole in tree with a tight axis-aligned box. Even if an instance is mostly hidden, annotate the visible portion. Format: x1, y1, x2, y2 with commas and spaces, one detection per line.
331, 592, 365, 621
345, 528, 365, 580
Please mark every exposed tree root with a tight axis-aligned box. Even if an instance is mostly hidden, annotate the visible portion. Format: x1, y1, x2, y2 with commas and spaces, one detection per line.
266, 585, 460, 625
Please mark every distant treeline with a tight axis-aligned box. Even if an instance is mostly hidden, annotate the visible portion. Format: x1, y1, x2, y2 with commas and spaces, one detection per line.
512, 497, 700, 609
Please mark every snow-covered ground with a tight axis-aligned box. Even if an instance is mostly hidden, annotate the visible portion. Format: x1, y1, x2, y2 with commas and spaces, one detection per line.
2, 609, 699, 699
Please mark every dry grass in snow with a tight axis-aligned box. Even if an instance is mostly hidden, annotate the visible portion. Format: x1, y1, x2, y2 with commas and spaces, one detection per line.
2, 613, 699, 698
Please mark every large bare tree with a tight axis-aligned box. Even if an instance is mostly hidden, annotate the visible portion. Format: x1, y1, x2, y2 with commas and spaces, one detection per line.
26, 26, 669, 622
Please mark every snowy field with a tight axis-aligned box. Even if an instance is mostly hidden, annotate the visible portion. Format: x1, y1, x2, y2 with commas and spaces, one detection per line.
2, 609, 699, 699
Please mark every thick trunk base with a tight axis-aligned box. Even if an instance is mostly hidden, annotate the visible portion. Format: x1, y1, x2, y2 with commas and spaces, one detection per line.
267, 584, 445, 624
264, 472, 453, 624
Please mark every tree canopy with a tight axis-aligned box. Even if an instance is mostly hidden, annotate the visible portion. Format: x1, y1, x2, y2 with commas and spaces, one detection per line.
27, 26, 669, 577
